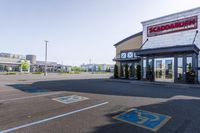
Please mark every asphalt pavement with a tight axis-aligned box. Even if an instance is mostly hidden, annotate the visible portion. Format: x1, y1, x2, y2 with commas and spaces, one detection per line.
0, 73, 200, 133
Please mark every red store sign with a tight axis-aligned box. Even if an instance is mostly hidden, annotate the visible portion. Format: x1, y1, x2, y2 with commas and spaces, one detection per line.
147, 16, 198, 37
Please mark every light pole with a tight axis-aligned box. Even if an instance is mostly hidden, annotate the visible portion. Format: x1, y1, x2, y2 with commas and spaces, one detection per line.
44, 40, 48, 76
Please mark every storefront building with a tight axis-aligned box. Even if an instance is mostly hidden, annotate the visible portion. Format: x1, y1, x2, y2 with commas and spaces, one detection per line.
114, 7, 200, 83
113, 32, 142, 79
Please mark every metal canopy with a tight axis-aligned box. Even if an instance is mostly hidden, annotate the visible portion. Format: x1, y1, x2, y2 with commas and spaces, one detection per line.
135, 44, 200, 56
113, 57, 141, 62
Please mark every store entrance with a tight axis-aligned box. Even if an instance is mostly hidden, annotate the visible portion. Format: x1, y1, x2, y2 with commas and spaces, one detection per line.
154, 58, 174, 82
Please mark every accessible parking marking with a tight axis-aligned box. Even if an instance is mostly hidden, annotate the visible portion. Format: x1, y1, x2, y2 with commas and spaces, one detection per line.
52, 95, 89, 104
0, 102, 108, 133
114, 108, 171, 132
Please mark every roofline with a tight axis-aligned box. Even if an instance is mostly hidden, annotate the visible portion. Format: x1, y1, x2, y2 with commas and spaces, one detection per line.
141, 6, 200, 24
113, 31, 142, 47
113, 57, 141, 62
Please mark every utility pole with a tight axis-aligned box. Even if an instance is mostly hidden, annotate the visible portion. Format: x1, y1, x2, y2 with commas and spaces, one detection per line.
89, 58, 91, 64
44, 40, 48, 76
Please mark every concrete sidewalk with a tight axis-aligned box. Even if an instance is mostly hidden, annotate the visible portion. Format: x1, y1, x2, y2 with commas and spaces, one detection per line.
106, 78, 200, 89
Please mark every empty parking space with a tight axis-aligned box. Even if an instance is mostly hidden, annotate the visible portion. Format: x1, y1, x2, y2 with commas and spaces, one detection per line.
1, 73, 200, 133
0, 92, 108, 130
0, 101, 109, 133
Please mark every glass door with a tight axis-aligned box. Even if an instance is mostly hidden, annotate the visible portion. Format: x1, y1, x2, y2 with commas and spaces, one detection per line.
155, 60, 163, 80
154, 58, 174, 82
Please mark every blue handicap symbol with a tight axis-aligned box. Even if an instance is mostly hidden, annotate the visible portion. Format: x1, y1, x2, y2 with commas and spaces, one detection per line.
114, 108, 171, 132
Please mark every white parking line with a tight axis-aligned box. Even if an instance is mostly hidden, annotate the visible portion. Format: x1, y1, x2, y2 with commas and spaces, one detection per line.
0, 92, 64, 102
0, 102, 109, 133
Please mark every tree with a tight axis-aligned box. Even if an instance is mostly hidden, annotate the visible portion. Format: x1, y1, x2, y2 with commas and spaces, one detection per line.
71, 66, 81, 72
136, 64, 141, 80
98, 65, 102, 72
114, 64, 118, 78
21, 60, 30, 71
125, 64, 129, 79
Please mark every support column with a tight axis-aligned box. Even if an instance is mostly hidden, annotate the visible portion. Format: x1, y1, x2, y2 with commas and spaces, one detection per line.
183, 54, 186, 82
193, 53, 198, 83
174, 55, 177, 82
152, 56, 155, 81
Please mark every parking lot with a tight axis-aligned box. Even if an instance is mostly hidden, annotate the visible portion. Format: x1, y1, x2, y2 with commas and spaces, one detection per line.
1, 73, 200, 133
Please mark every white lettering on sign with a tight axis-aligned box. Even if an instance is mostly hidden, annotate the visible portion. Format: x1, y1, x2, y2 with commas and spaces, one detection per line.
147, 16, 198, 37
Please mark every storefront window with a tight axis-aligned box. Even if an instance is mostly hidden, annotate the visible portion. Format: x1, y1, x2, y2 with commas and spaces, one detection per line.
128, 63, 134, 77
155, 60, 162, 79
146, 58, 153, 80
143, 59, 146, 79
134, 63, 138, 78
186, 57, 192, 72
165, 60, 173, 79
177, 57, 183, 80
148, 59, 153, 70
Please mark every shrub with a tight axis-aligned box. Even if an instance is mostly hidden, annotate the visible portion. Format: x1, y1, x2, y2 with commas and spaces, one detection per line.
146, 65, 154, 81
136, 65, 141, 80
125, 64, 129, 79
114, 64, 118, 78
120, 65, 124, 77
186, 63, 195, 84
64, 71, 80, 74
21, 60, 30, 71
32, 72, 43, 74
73, 71, 80, 74
5, 72, 16, 75
186, 71, 195, 84
71, 66, 81, 72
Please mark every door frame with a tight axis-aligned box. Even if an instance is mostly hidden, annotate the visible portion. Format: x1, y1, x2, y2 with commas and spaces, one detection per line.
154, 57, 174, 82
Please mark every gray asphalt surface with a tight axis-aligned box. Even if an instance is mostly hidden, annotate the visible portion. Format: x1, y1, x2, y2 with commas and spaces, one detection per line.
0, 73, 200, 133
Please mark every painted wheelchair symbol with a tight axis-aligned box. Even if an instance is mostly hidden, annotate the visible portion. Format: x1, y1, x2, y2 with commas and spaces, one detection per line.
114, 108, 171, 132
133, 109, 160, 124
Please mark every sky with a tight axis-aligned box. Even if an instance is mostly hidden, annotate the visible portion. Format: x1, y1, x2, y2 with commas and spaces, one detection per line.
0, 0, 200, 66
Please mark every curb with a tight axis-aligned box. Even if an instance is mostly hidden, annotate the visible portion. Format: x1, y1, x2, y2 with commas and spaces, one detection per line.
106, 79, 200, 89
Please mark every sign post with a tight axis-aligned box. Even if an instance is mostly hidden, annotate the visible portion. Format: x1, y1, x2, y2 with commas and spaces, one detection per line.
44, 40, 48, 76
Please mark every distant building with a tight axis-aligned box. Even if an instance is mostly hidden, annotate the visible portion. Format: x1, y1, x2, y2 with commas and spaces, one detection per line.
81, 64, 114, 72
0, 52, 70, 73
0, 53, 30, 72
56, 64, 72, 72
32, 61, 58, 72
0, 53, 25, 59
0, 56, 22, 72
26, 55, 36, 64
